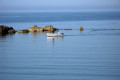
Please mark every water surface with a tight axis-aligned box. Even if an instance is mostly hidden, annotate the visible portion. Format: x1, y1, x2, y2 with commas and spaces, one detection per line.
0, 12, 120, 80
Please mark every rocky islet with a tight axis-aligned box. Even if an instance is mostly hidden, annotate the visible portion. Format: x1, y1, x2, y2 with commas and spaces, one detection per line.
0, 25, 84, 35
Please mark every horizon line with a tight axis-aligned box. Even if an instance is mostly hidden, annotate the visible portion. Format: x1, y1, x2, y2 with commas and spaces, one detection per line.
0, 9, 120, 13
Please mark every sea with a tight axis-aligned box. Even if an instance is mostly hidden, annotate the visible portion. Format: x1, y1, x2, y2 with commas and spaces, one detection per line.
0, 11, 120, 80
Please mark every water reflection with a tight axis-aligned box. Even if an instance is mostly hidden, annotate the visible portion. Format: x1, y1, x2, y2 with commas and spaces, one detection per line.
47, 36, 63, 41
30, 32, 44, 37
0, 33, 15, 37
47, 36, 63, 47
0, 34, 15, 54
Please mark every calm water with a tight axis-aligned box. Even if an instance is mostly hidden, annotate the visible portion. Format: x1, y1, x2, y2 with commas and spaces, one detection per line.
0, 12, 120, 80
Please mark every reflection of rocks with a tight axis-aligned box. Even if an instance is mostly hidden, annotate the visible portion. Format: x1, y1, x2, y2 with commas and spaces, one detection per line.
79, 26, 84, 31
30, 31, 43, 34
0, 25, 15, 35
30, 32, 44, 38
30, 32, 43, 37
17, 30, 29, 33
29, 25, 43, 32
44, 30, 55, 33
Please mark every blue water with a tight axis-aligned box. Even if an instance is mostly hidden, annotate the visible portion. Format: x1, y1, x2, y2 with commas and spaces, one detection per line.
0, 12, 120, 23
0, 12, 120, 80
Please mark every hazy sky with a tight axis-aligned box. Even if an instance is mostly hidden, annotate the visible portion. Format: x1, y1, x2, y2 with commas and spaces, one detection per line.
0, 0, 120, 11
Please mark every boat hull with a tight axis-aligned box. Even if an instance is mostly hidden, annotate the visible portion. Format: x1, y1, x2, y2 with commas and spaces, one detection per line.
47, 33, 63, 37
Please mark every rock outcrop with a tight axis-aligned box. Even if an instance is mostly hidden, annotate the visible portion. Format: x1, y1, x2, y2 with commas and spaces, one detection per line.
0, 25, 15, 35
44, 25, 53, 31
17, 30, 29, 33
44, 25, 58, 32
29, 25, 43, 32
79, 26, 84, 31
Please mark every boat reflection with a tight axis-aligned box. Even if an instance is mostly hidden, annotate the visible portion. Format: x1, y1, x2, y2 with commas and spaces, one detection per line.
47, 36, 63, 47
47, 36, 63, 40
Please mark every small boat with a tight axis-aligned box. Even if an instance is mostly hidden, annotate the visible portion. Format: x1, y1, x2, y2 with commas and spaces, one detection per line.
46, 32, 63, 37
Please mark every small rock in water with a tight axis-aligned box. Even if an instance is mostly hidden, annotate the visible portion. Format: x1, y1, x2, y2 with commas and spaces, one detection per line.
17, 30, 29, 33
62, 29, 72, 30
79, 26, 84, 31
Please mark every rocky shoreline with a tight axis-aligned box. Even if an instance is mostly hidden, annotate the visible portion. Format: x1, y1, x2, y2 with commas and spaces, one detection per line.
0, 25, 83, 35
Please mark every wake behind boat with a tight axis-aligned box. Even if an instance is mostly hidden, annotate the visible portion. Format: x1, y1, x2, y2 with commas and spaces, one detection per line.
46, 32, 63, 37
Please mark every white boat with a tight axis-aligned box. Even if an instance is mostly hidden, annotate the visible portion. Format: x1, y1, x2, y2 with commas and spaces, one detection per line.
46, 32, 63, 37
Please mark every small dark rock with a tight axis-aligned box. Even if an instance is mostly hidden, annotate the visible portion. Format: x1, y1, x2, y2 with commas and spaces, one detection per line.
62, 29, 72, 30
9, 27, 13, 30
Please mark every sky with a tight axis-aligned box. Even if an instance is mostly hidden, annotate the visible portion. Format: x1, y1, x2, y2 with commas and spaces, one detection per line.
0, 0, 120, 12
